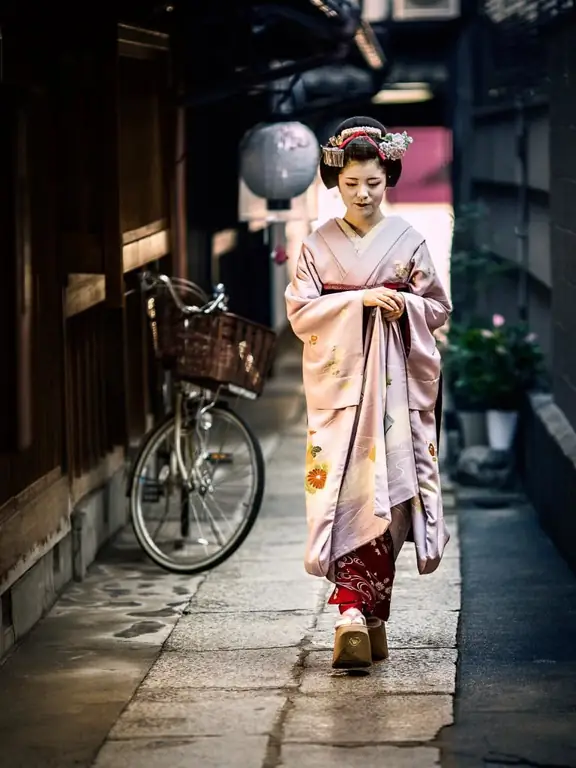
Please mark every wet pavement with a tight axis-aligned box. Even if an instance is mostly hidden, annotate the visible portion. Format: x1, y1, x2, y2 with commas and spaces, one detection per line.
89, 427, 460, 768
0, 343, 459, 767
437, 491, 576, 768
2, 338, 573, 767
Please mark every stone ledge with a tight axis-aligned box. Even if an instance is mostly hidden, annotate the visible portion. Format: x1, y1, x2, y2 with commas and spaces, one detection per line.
530, 392, 576, 468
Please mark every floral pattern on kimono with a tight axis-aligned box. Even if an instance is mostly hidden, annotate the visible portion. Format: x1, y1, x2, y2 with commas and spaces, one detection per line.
328, 529, 396, 621
285, 215, 452, 582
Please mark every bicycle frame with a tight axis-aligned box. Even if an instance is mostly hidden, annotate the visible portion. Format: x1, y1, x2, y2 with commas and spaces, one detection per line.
173, 383, 221, 494
140, 270, 230, 490
138, 269, 257, 500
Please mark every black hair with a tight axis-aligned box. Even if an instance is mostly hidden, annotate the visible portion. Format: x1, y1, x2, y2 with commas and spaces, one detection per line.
319, 116, 402, 190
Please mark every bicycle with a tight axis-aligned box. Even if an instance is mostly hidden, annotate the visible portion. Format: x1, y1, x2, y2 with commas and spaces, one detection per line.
127, 271, 276, 574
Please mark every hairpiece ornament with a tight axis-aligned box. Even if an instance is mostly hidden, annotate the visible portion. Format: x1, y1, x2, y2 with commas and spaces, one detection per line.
321, 145, 346, 167
331, 126, 383, 144
379, 131, 413, 161
320, 127, 413, 167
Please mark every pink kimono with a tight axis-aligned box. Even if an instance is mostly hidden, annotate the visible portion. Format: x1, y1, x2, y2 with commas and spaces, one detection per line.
285, 215, 452, 603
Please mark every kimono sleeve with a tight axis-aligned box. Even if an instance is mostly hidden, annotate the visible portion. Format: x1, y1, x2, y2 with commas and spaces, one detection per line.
403, 242, 452, 411
405, 242, 452, 332
285, 245, 366, 410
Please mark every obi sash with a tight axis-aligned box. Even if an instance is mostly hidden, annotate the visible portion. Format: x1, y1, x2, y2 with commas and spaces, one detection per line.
321, 281, 411, 347
321, 282, 408, 294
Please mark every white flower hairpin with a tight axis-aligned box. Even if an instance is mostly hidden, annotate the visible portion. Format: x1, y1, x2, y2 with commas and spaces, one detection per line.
379, 131, 414, 161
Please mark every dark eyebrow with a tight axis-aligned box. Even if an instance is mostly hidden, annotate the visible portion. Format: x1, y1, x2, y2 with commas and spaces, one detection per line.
343, 176, 381, 182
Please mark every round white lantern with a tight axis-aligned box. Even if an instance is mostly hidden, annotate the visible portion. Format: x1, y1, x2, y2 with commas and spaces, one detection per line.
240, 122, 320, 208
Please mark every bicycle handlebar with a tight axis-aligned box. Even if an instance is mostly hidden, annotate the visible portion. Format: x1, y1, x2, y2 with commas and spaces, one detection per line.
141, 272, 227, 316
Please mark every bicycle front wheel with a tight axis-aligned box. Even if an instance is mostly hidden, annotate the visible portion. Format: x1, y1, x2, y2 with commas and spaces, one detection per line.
129, 404, 265, 574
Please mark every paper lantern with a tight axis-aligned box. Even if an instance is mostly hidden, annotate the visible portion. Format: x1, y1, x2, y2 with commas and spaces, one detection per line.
240, 122, 320, 208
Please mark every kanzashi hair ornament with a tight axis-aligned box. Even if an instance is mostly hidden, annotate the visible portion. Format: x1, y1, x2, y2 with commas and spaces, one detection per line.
379, 131, 414, 161
321, 128, 414, 167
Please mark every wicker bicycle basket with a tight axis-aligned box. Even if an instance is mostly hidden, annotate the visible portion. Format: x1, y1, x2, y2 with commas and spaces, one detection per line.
147, 292, 277, 398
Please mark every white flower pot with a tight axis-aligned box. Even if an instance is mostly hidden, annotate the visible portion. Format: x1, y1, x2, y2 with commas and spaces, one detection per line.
487, 410, 518, 451
458, 411, 488, 447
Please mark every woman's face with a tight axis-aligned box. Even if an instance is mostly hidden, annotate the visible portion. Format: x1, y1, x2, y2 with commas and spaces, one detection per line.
338, 159, 387, 217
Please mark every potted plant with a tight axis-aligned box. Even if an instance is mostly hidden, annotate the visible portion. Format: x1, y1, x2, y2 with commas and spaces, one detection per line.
441, 315, 545, 449
475, 315, 545, 450
441, 323, 492, 447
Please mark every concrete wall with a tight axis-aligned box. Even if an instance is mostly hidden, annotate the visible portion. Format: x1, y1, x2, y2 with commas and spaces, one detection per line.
515, 22, 576, 573
0, 470, 127, 659
469, 101, 552, 360
549, 27, 576, 433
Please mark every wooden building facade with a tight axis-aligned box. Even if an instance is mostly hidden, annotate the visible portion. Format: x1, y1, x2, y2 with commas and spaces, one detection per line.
0, 15, 178, 654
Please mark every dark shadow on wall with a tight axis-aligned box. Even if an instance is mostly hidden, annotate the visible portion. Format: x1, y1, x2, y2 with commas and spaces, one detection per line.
218, 224, 272, 329
518, 394, 576, 575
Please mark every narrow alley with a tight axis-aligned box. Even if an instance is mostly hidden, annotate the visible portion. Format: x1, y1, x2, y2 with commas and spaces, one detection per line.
2, 345, 575, 767
2, 4, 576, 766
0, 347, 460, 768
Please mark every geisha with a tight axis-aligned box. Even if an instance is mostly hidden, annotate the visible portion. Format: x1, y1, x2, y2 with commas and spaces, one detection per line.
285, 116, 452, 670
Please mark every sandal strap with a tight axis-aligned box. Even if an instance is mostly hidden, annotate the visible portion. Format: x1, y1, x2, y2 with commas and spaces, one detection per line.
335, 608, 367, 628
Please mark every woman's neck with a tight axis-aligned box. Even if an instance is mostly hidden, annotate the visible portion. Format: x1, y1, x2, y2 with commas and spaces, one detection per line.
343, 209, 384, 236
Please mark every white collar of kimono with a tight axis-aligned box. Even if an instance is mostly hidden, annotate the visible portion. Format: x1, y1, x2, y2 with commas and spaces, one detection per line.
336, 217, 389, 255
314, 216, 412, 285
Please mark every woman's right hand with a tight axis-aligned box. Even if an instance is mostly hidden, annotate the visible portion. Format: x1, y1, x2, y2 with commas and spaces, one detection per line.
363, 287, 403, 313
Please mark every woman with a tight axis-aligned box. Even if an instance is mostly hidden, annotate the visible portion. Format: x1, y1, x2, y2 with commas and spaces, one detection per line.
285, 116, 452, 670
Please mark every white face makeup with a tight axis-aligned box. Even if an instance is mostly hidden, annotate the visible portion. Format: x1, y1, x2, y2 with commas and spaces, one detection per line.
338, 159, 387, 220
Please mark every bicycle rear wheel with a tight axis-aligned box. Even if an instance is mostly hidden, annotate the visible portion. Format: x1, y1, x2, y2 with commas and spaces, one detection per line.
129, 403, 264, 574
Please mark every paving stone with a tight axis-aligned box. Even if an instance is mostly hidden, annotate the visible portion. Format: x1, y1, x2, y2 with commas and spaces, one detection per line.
283, 694, 453, 743
300, 649, 457, 695
0, 350, 463, 768
388, 611, 458, 648
394, 550, 462, 577
226, 544, 306, 563
191, 577, 324, 613
395, 544, 461, 569
109, 691, 283, 739
247, 520, 308, 545
309, 610, 458, 651
93, 735, 269, 768
280, 744, 441, 767
140, 648, 301, 691
165, 611, 311, 652
259, 506, 304, 519
207, 557, 308, 583
390, 579, 461, 611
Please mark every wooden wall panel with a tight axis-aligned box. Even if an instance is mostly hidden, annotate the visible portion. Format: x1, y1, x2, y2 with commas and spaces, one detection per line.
0, 18, 63, 506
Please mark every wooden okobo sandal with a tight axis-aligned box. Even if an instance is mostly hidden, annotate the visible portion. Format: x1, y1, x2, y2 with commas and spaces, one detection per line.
332, 608, 372, 669
366, 617, 389, 661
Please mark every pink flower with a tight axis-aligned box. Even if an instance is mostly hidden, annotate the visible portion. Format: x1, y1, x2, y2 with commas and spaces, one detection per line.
492, 314, 505, 328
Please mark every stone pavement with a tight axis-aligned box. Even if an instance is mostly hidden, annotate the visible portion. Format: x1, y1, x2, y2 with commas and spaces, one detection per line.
0, 345, 461, 768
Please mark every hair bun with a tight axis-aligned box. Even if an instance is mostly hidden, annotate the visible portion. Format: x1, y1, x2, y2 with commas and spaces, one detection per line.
319, 115, 403, 191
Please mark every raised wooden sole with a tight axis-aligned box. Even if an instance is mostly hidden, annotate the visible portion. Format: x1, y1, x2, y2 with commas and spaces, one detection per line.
332, 624, 372, 669
368, 621, 389, 661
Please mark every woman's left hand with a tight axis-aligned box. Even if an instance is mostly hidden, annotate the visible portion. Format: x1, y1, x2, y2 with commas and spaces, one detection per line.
382, 293, 405, 322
